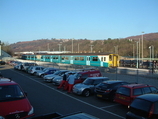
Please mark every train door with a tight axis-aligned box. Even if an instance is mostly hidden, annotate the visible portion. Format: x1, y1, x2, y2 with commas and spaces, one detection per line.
113, 55, 118, 67
100, 57, 104, 67
86, 56, 90, 65
70, 56, 73, 64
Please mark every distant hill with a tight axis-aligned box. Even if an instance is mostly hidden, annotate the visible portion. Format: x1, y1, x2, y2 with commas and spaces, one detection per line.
126, 32, 158, 40
10, 32, 158, 58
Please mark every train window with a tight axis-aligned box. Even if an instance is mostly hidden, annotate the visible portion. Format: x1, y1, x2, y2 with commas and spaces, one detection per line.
109, 55, 112, 61
80, 57, 84, 61
65, 57, 69, 60
92, 57, 98, 61
87, 57, 90, 61
101, 57, 103, 61
75, 57, 79, 60
104, 57, 106, 61
62, 57, 65, 60
41, 57, 43, 59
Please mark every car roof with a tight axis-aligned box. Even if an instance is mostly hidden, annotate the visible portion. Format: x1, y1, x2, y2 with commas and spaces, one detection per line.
102, 80, 124, 84
0, 78, 17, 86
136, 94, 158, 102
87, 77, 109, 80
121, 83, 153, 88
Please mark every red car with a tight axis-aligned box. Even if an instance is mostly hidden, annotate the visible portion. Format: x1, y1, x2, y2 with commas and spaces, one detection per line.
114, 83, 158, 106
73, 69, 102, 84
0, 77, 34, 119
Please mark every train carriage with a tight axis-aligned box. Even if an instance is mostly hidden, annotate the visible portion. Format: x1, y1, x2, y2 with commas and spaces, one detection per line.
22, 53, 119, 67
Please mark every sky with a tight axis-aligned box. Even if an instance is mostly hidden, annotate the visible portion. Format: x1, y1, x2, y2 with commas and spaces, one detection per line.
0, 0, 158, 44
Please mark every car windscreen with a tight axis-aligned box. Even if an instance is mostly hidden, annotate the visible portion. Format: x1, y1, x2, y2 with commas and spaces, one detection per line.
82, 78, 94, 85
73, 73, 81, 80
54, 71, 61, 75
116, 87, 130, 96
97, 83, 111, 89
130, 98, 152, 112
0, 85, 25, 102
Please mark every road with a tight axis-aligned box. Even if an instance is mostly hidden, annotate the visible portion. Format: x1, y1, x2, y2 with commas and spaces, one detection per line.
1, 65, 132, 119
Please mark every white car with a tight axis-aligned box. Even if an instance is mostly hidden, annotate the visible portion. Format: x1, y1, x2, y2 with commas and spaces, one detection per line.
28, 66, 45, 75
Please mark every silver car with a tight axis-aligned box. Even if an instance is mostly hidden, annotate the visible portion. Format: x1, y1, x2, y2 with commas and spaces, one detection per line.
28, 66, 45, 75
73, 77, 109, 97
52, 71, 77, 85
43, 70, 69, 83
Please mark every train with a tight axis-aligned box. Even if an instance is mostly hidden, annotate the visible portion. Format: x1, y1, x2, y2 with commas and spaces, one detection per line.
21, 53, 120, 68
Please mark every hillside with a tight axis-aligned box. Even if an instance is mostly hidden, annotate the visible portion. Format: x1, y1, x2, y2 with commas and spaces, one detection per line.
10, 32, 158, 58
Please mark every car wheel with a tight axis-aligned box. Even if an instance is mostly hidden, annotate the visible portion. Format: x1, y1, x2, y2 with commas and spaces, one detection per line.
41, 74, 44, 78
82, 89, 91, 97
34, 72, 37, 75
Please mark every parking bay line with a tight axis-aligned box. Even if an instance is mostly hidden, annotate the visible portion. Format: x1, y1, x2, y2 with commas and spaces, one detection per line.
11, 69, 125, 119
100, 104, 120, 109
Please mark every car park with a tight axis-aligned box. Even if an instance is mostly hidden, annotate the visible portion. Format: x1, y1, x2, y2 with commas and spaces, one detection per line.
126, 94, 158, 119
95, 80, 129, 101
114, 83, 158, 106
28, 66, 45, 75
73, 77, 109, 97
0, 77, 34, 118
30, 111, 99, 119
43, 70, 69, 83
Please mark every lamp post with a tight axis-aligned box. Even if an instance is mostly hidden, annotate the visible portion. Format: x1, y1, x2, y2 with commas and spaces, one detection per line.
152, 45, 154, 60
90, 45, 93, 53
149, 46, 152, 67
58, 44, 62, 51
0, 40, 1, 56
142, 32, 144, 61
72, 38, 73, 53
114, 46, 118, 54
47, 43, 50, 51
78, 43, 80, 53
136, 41, 139, 83
133, 44, 134, 58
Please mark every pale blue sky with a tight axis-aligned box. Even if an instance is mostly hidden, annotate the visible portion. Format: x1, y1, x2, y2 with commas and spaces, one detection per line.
0, 0, 158, 44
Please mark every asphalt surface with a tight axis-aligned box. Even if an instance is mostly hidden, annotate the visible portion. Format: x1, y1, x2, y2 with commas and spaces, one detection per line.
1, 64, 158, 119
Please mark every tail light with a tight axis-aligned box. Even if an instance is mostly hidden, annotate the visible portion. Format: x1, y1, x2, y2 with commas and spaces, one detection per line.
148, 104, 154, 118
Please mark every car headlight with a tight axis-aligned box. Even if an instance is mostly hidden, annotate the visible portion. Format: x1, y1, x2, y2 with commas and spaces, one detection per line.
56, 78, 62, 81
28, 106, 34, 115
0, 116, 5, 119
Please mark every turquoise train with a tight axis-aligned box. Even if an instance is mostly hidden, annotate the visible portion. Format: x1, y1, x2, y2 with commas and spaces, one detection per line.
21, 53, 120, 67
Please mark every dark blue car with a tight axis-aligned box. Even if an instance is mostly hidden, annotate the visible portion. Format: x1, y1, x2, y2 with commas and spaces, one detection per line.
37, 68, 59, 78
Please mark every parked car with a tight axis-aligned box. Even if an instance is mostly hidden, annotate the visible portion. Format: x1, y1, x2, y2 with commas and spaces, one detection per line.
0, 61, 6, 65
126, 94, 158, 119
94, 80, 129, 101
38, 68, 59, 78
72, 69, 102, 84
73, 77, 109, 97
43, 70, 69, 83
14, 62, 22, 70
21, 62, 38, 71
0, 77, 34, 118
28, 66, 45, 75
114, 83, 158, 106
52, 71, 77, 85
